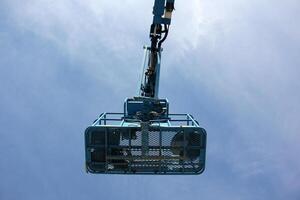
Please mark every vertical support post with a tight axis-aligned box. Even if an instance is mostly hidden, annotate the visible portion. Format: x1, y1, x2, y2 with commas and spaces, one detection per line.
129, 129, 132, 172
159, 126, 162, 173
105, 128, 108, 172
141, 122, 149, 156
187, 115, 190, 126
183, 130, 186, 173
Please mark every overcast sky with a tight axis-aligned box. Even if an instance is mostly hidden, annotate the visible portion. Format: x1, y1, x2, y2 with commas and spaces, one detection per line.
1, 0, 300, 199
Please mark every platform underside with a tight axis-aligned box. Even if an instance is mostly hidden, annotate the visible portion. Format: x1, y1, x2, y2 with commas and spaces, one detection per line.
85, 126, 206, 175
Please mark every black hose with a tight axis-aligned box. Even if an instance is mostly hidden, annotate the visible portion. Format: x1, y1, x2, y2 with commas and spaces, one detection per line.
158, 24, 169, 49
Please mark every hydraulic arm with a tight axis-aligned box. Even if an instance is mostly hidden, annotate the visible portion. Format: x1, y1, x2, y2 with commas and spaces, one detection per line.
141, 0, 175, 98
84, 0, 207, 175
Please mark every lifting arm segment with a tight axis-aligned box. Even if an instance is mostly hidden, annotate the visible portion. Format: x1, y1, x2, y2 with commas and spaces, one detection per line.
140, 0, 175, 98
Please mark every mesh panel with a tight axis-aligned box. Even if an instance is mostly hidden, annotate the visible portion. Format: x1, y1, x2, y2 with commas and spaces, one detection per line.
85, 126, 206, 174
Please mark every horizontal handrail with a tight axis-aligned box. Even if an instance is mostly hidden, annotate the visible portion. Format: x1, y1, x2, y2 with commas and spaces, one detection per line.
92, 112, 200, 127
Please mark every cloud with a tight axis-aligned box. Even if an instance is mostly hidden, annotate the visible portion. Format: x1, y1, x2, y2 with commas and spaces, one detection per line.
1, 0, 300, 199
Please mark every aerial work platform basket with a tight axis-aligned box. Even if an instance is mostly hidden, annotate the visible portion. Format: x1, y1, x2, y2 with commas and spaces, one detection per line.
85, 98, 206, 175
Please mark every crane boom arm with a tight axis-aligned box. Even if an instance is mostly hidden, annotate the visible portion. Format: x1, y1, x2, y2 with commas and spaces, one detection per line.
140, 0, 175, 98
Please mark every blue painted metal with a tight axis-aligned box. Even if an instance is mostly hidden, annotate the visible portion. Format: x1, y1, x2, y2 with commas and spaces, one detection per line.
139, 46, 162, 99
124, 97, 169, 121
85, 113, 206, 175
153, 0, 175, 25
84, 0, 207, 175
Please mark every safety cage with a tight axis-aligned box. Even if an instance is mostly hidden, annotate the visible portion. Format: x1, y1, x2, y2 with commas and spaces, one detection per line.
85, 113, 206, 175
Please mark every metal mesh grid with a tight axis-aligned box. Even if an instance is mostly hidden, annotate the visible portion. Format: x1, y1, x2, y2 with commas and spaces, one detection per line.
85, 126, 206, 174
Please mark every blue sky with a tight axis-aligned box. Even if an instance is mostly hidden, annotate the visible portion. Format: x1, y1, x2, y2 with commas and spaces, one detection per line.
0, 0, 300, 199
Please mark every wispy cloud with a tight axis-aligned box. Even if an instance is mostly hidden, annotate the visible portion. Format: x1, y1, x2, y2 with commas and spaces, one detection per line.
1, 0, 300, 199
